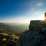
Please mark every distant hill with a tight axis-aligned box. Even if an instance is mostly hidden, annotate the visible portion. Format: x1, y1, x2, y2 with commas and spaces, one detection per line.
0, 23, 29, 34
0, 28, 7, 33
0, 23, 10, 33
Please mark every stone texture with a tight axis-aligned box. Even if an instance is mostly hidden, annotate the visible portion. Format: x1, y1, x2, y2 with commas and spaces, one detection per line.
16, 31, 45, 46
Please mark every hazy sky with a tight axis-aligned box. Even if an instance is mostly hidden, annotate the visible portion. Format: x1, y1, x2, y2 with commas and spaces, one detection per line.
0, 0, 46, 23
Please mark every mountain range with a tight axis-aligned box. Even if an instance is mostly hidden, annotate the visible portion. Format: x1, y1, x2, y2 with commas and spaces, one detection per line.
0, 23, 29, 35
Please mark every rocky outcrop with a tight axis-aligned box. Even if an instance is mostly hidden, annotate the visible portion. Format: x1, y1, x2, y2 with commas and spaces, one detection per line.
0, 33, 19, 46
16, 31, 45, 46
16, 20, 46, 46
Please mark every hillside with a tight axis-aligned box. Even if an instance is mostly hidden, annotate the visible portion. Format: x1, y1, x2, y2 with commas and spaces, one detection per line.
0, 23, 29, 34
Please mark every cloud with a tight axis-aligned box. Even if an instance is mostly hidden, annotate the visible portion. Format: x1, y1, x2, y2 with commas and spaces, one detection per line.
36, 2, 42, 6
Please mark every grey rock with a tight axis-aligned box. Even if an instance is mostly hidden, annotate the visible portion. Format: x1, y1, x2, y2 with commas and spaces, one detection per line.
40, 41, 46, 46
16, 31, 44, 46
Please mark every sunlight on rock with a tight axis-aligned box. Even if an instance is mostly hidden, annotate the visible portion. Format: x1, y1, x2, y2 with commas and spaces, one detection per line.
2, 38, 7, 41
11, 34, 19, 39
2, 33, 8, 36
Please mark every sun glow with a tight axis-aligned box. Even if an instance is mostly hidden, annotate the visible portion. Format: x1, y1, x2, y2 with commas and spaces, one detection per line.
38, 15, 44, 20
40, 17, 44, 20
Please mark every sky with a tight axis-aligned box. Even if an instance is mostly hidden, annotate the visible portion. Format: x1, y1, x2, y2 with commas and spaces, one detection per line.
0, 0, 46, 23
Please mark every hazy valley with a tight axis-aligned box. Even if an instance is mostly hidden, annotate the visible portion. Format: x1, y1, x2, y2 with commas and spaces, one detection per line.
0, 23, 29, 35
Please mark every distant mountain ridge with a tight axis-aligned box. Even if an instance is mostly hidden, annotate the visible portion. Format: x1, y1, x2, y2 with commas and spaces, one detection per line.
0, 23, 29, 34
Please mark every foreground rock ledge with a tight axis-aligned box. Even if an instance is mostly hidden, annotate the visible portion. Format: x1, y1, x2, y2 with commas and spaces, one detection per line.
16, 31, 45, 46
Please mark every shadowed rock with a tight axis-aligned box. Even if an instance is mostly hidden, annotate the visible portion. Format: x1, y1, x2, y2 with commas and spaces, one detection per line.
16, 31, 45, 46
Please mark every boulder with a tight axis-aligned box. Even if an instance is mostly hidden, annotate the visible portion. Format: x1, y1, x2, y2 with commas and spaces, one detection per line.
16, 31, 44, 46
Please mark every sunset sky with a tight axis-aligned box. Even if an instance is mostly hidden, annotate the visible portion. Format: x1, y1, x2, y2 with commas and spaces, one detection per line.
0, 0, 46, 23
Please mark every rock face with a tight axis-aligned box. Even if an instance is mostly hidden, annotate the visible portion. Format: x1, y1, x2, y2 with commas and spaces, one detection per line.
16, 20, 46, 46
0, 33, 19, 46
16, 31, 45, 46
